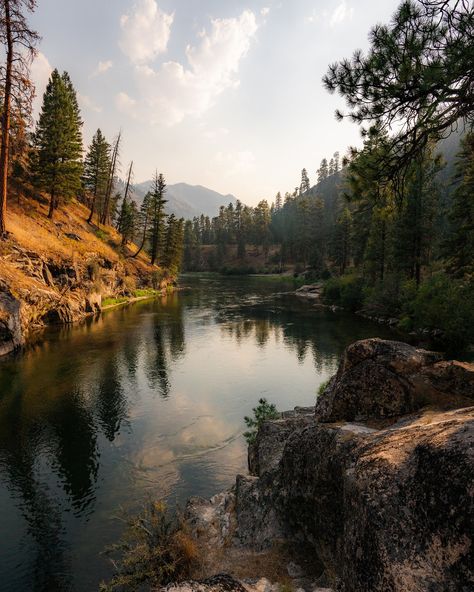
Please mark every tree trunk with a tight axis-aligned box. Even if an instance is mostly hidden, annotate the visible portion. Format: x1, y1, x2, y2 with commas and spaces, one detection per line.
0, 0, 13, 237
87, 192, 97, 224
101, 132, 121, 226
48, 189, 55, 220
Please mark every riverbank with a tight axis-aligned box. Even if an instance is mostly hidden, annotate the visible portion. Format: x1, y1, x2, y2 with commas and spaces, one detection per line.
0, 197, 175, 357
170, 338, 474, 592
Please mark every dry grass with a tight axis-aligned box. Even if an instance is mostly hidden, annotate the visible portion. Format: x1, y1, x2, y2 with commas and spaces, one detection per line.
1, 194, 162, 303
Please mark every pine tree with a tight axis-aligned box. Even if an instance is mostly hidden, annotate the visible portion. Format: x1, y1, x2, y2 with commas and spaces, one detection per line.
275, 192, 282, 211
323, 0, 474, 184
0, 0, 38, 236
83, 129, 110, 224
133, 191, 152, 258
33, 69, 83, 219
445, 132, 474, 278
162, 214, 184, 274
119, 198, 138, 245
148, 172, 168, 266
317, 159, 329, 183
300, 168, 311, 194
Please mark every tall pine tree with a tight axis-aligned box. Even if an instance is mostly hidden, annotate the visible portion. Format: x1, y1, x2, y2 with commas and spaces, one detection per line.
83, 129, 110, 224
33, 69, 83, 219
148, 172, 168, 266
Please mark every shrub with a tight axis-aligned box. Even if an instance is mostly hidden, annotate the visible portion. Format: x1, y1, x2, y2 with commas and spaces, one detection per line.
322, 275, 365, 311
401, 273, 474, 351
243, 398, 280, 445
100, 501, 199, 592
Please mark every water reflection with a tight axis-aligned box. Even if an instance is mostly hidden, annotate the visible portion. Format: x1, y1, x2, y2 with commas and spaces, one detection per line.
0, 275, 395, 591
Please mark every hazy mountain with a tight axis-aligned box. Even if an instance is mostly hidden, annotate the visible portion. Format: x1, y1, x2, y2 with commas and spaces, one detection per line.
117, 180, 237, 219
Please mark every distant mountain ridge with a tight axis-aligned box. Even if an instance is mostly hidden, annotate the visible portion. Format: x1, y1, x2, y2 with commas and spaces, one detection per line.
117, 180, 237, 219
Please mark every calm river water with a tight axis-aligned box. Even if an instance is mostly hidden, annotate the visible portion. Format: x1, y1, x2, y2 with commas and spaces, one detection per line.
0, 274, 395, 591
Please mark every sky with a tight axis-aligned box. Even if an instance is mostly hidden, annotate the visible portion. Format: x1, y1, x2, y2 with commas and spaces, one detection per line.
29, 0, 401, 205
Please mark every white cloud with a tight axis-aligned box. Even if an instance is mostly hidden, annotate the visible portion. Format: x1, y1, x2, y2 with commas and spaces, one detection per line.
330, 1, 354, 27
117, 10, 259, 126
261, 7, 270, 17
78, 93, 102, 113
30, 52, 53, 117
91, 60, 113, 77
215, 150, 256, 176
119, 0, 174, 64
116, 91, 137, 114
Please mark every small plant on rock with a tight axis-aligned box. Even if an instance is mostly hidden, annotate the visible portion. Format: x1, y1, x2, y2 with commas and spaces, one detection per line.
243, 398, 280, 445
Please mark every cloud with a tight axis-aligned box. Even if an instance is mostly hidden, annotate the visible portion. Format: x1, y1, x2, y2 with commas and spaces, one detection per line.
91, 60, 113, 77
330, 1, 354, 27
116, 91, 137, 113
119, 0, 174, 64
117, 10, 259, 126
30, 52, 53, 117
215, 150, 256, 176
261, 7, 270, 17
78, 93, 102, 113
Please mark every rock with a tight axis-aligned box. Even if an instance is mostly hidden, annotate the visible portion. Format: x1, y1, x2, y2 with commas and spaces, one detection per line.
185, 491, 236, 548
42, 262, 55, 287
315, 338, 474, 422
85, 292, 102, 314
163, 574, 247, 592
64, 232, 81, 241
249, 409, 314, 476
287, 562, 304, 578
295, 285, 323, 301
235, 474, 284, 549
0, 284, 23, 356
181, 342, 474, 592
41, 302, 77, 325
276, 406, 474, 592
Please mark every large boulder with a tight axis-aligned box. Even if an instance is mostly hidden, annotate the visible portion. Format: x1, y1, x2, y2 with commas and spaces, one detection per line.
315, 339, 474, 422
279, 407, 474, 592
0, 284, 23, 356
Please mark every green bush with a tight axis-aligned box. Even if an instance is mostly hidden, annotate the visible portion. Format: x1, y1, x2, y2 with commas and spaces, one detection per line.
401, 273, 474, 351
100, 501, 199, 592
322, 275, 365, 311
243, 398, 280, 445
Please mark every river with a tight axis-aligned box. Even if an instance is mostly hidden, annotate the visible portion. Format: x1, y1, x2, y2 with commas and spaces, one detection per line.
0, 274, 396, 591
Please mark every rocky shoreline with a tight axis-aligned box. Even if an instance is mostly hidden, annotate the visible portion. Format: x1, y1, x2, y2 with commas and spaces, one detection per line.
0, 243, 174, 358
173, 339, 474, 592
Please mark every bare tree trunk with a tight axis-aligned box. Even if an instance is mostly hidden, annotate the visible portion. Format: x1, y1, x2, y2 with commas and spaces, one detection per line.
0, 0, 13, 237
120, 161, 133, 245
133, 209, 149, 258
101, 131, 121, 226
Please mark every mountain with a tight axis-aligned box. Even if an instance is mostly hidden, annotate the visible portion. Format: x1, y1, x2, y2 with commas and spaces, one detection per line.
118, 180, 237, 219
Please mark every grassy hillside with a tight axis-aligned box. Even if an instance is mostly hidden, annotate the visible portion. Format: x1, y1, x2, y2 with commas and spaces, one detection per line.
0, 194, 172, 354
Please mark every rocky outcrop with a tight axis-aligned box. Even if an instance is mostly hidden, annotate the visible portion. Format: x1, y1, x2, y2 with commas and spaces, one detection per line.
295, 284, 323, 300
281, 407, 474, 592
315, 338, 474, 422
0, 283, 23, 356
184, 340, 474, 592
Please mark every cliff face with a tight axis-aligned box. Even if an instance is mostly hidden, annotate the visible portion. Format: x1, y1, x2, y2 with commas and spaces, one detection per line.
183, 339, 474, 592
0, 198, 171, 356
